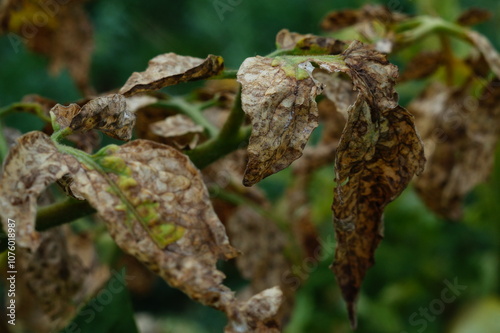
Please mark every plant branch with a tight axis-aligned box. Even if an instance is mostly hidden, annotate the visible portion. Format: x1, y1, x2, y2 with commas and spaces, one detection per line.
36, 198, 97, 231
0, 102, 51, 123
0, 122, 9, 164
211, 69, 238, 80
186, 88, 249, 168
34, 88, 250, 231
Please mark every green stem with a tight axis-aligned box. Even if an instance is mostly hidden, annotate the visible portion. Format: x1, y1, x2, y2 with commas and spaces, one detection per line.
36, 198, 96, 231
186, 88, 249, 168
153, 97, 220, 138
51, 127, 73, 142
0, 102, 51, 123
395, 16, 469, 48
0, 122, 9, 164
211, 69, 238, 80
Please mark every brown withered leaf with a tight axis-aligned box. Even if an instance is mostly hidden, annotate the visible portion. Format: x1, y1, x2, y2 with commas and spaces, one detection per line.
332, 96, 425, 327
457, 8, 492, 26
321, 5, 406, 32
120, 53, 224, 97
149, 114, 204, 149
225, 287, 283, 333
275, 29, 346, 55
292, 72, 352, 174
65, 140, 282, 331
399, 51, 444, 82
0, 0, 94, 95
0, 131, 80, 251
20, 227, 109, 331
410, 81, 500, 219
341, 41, 399, 113
237, 56, 322, 186
70, 94, 135, 140
292, 98, 346, 174
467, 31, 500, 78
50, 103, 82, 129
237, 41, 397, 186
227, 205, 291, 313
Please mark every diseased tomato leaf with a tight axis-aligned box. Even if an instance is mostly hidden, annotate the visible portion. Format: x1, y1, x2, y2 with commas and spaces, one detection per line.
64, 140, 282, 331
330, 41, 424, 327
70, 94, 136, 141
0, 131, 81, 251
410, 81, 500, 220
20, 227, 109, 332
119, 53, 224, 97
237, 56, 325, 186
149, 114, 204, 149
0, 0, 94, 95
320, 5, 406, 32
275, 29, 346, 55
332, 96, 425, 327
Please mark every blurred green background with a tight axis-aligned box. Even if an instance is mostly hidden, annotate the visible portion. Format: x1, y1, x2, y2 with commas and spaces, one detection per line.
1, 0, 500, 332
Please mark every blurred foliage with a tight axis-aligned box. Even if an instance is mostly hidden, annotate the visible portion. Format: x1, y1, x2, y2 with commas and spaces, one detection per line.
1, 0, 500, 332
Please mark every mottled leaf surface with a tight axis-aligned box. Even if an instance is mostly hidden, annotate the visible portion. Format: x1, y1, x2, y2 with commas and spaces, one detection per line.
275, 29, 346, 55
0, 0, 94, 95
321, 5, 405, 32
410, 81, 500, 219
120, 53, 224, 97
332, 96, 425, 326
20, 227, 109, 331
237, 56, 324, 186
329, 41, 425, 327
64, 140, 282, 331
70, 94, 135, 141
0, 131, 80, 251
150, 114, 204, 149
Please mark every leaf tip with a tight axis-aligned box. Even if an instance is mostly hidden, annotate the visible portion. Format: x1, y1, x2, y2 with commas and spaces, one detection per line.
348, 302, 358, 330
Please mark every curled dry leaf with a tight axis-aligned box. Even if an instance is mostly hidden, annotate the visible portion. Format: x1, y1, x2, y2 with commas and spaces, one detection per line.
410, 81, 500, 220
120, 53, 224, 97
0, 131, 80, 251
150, 114, 204, 149
50, 94, 136, 141
70, 94, 135, 141
275, 29, 346, 55
0, 0, 94, 95
50, 103, 82, 130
